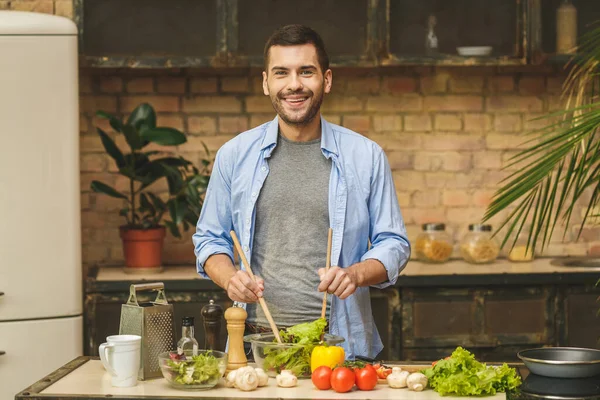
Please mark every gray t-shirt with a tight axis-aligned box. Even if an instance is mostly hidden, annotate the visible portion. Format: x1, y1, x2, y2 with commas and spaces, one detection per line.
246, 133, 332, 328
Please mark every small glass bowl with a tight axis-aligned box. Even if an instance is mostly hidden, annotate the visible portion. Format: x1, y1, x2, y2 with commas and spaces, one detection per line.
243, 333, 345, 379
158, 350, 227, 390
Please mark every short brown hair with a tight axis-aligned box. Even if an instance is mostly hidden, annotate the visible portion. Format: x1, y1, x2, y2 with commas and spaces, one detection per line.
263, 24, 330, 73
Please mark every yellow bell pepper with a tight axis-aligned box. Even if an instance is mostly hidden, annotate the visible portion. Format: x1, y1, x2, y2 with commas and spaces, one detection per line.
310, 345, 345, 372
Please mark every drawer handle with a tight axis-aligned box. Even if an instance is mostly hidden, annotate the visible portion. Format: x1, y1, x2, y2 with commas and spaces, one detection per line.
0, 292, 4, 296
0, 351, 5, 356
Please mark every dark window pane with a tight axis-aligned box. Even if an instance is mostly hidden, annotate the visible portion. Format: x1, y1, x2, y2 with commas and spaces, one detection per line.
390, 0, 518, 56
238, 0, 368, 58
83, 0, 217, 57
542, 0, 600, 54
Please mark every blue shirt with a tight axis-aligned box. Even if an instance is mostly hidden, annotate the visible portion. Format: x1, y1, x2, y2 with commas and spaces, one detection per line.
193, 116, 411, 358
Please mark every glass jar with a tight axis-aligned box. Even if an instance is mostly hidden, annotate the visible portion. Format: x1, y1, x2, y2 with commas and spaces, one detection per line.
460, 224, 500, 264
415, 223, 453, 263
508, 234, 535, 262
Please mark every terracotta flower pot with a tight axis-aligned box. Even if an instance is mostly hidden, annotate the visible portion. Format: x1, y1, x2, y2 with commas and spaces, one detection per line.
119, 226, 166, 274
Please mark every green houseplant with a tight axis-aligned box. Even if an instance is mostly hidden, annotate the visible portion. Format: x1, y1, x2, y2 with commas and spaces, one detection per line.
483, 25, 600, 256
91, 103, 210, 272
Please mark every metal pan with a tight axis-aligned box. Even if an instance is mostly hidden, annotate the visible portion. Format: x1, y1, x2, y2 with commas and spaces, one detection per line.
520, 373, 600, 399
517, 347, 600, 378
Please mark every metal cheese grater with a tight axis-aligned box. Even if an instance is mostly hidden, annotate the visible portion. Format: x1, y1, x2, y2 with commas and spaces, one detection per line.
119, 282, 176, 380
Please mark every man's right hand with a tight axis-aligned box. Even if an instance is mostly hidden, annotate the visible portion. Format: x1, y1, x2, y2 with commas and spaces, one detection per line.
225, 270, 265, 303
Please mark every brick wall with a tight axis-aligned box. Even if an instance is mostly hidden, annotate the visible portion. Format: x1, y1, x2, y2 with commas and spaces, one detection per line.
4, 3, 598, 266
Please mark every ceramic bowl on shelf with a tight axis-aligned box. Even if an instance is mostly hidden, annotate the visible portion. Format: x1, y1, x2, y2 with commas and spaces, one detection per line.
457, 46, 493, 56
158, 350, 227, 390
243, 333, 345, 378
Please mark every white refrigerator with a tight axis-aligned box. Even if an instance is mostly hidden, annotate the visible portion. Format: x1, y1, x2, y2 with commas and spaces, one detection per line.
0, 11, 82, 399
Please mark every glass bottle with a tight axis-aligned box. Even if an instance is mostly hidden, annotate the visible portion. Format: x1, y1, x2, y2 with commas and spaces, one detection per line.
556, 0, 577, 54
508, 233, 535, 262
177, 316, 199, 356
415, 223, 453, 263
425, 14, 439, 55
460, 224, 500, 264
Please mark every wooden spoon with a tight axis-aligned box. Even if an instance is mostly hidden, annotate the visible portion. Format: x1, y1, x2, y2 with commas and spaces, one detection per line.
230, 230, 282, 344
321, 228, 333, 319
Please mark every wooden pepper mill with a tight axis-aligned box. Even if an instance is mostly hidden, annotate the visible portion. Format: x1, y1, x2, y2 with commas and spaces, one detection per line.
201, 299, 223, 351
224, 305, 248, 373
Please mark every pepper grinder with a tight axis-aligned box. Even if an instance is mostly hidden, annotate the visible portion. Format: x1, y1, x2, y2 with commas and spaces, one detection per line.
224, 305, 248, 373
201, 299, 223, 350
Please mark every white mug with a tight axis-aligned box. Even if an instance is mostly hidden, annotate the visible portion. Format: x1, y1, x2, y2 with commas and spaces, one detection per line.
99, 334, 141, 387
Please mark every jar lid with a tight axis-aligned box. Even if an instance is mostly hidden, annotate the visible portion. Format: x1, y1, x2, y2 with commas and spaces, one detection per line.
422, 223, 446, 231
468, 224, 492, 232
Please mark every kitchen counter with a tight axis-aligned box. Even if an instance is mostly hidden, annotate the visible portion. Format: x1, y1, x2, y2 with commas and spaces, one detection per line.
17, 357, 558, 400
88, 257, 600, 292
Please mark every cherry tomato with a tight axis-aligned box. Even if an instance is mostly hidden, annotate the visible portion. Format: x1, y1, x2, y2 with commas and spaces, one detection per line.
355, 366, 378, 391
375, 366, 392, 379
330, 367, 355, 393
311, 366, 332, 390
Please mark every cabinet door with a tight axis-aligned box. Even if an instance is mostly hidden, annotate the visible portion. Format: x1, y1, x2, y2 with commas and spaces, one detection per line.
0, 316, 82, 399
563, 288, 600, 349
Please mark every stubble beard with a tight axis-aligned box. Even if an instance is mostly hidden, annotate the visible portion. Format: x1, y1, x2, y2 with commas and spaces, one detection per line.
269, 85, 325, 127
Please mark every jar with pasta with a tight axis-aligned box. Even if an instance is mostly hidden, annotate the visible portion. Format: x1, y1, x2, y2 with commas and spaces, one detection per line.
508, 233, 535, 262
415, 223, 453, 263
460, 224, 500, 264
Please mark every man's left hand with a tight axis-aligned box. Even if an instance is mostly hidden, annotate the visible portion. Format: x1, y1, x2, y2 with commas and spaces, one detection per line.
317, 266, 358, 299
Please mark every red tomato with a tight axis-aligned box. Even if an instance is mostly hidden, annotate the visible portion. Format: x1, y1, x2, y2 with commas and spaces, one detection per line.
355, 366, 378, 391
375, 366, 392, 379
330, 367, 355, 393
311, 366, 332, 390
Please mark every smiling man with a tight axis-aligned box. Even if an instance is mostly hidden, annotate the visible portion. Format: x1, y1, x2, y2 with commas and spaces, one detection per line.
193, 24, 410, 358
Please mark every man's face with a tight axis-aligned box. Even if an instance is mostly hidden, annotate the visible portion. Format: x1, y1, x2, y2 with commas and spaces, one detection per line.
263, 44, 332, 126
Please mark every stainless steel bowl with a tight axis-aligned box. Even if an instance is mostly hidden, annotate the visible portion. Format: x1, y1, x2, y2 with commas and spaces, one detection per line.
518, 347, 600, 378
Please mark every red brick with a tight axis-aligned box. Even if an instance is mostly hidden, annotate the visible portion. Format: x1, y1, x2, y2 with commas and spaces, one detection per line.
100, 77, 123, 93
79, 116, 90, 133
486, 133, 529, 150
424, 96, 483, 112
443, 190, 470, 206
156, 114, 184, 131
80, 135, 104, 152
94, 195, 126, 212
483, 170, 510, 188
425, 171, 485, 188
494, 114, 522, 132
393, 171, 426, 191
183, 96, 241, 113
55, 0, 73, 18
382, 77, 418, 94
81, 154, 107, 172
412, 190, 440, 207
79, 76, 93, 94
190, 77, 218, 93
342, 115, 370, 133
126, 78, 154, 93
219, 116, 249, 133
11, 0, 52, 13
80, 95, 118, 114
446, 207, 487, 224
157, 77, 186, 94
449, 76, 484, 94
373, 115, 402, 132
386, 151, 413, 170
250, 114, 276, 127
402, 207, 446, 225
519, 77, 545, 95
404, 114, 432, 132
547, 77, 566, 94
434, 114, 462, 131
121, 96, 179, 113
323, 115, 342, 125
322, 96, 363, 113
486, 96, 543, 112
472, 190, 495, 207
421, 74, 449, 93
546, 95, 568, 112
473, 151, 502, 169
464, 113, 492, 132
367, 133, 423, 151
188, 116, 217, 134
91, 115, 115, 133
414, 152, 471, 171
163, 242, 196, 263
245, 96, 274, 113
523, 113, 553, 131
346, 76, 380, 94
82, 245, 109, 264
396, 191, 412, 207
185, 135, 234, 152
366, 95, 422, 112
423, 134, 484, 150
221, 77, 250, 93
489, 76, 515, 93
501, 151, 527, 171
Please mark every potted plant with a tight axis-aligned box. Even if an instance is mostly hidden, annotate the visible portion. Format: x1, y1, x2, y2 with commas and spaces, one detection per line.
483, 25, 600, 257
91, 103, 210, 273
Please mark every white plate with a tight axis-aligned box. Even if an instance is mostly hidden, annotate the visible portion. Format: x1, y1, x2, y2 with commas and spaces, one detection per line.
457, 46, 493, 56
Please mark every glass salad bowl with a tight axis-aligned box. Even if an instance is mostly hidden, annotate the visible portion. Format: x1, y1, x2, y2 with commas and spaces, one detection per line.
244, 333, 345, 379
158, 350, 227, 390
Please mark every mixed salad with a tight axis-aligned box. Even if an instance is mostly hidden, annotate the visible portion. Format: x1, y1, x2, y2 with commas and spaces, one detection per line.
166, 351, 222, 385
262, 318, 328, 378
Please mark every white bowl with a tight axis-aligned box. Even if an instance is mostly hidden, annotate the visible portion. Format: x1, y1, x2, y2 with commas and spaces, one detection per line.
457, 46, 493, 56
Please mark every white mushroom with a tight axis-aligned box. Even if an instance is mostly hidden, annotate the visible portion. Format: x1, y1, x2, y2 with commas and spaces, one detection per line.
406, 372, 428, 391
234, 366, 259, 391
225, 370, 237, 388
254, 368, 269, 387
276, 370, 298, 388
387, 367, 409, 388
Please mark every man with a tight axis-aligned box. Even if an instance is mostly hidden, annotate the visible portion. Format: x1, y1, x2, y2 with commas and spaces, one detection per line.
193, 24, 410, 358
